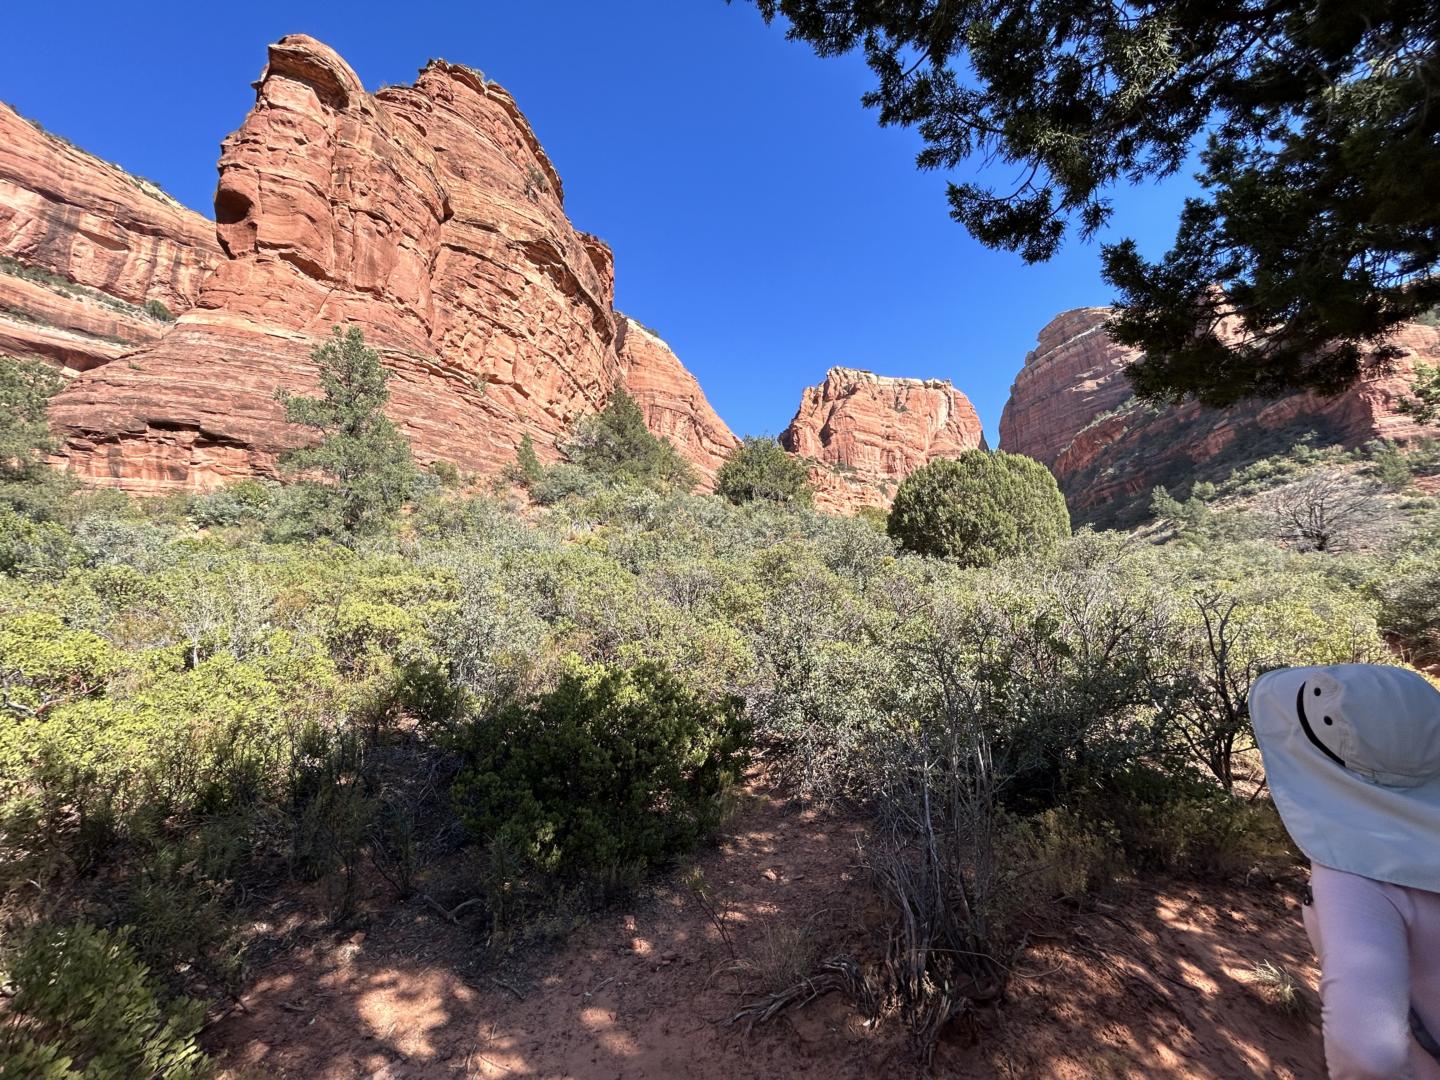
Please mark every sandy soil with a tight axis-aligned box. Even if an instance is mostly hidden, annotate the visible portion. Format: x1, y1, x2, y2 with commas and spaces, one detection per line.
209, 788, 1324, 1079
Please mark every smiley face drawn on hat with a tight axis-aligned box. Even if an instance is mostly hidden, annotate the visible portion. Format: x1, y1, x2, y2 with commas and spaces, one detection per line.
1296, 681, 1347, 769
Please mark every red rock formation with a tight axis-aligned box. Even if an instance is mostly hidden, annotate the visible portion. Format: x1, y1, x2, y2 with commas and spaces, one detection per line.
616, 316, 738, 487
0, 101, 221, 372
44, 36, 635, 493
998, 308, 1136, 467
999, 308, 1440, 522
780, 367, 988, 512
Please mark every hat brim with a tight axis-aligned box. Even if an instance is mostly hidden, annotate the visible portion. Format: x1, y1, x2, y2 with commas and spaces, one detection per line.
1250, 667, 1440, 892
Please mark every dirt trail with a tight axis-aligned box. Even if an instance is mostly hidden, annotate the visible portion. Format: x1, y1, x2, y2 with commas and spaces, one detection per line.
210, 790, 1324, 1078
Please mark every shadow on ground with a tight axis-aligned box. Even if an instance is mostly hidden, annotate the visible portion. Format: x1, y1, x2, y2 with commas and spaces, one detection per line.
210, 788, 1323, 1079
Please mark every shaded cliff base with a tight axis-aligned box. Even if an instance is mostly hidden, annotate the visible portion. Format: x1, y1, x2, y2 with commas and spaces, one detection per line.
207, 778, 1324, 1079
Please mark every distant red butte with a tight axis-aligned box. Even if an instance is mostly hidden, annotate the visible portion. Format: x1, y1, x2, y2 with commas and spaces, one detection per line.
780, 366, 988, 513
1000, 307, 1440, 523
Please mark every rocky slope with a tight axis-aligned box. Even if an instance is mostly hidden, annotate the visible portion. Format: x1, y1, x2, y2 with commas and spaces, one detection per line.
34, 36, 734, 493
0, 101, 221, 372
780, 367, 987, 512
617, 316, 740, 485
1001, 308, 1440, 523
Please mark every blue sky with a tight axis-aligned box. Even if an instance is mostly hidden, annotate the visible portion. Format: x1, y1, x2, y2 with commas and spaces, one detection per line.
3, 0, 1197, 444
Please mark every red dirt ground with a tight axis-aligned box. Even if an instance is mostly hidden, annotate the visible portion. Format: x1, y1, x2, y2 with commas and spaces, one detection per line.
209, 788, 1324, 1079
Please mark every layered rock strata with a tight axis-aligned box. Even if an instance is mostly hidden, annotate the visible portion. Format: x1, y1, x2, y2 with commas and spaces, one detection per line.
0, 101, 221, 371
1000, 308, 1440, 521
617, 316, 739, 486
780, 366, 988, 512
41, 36, 735, 493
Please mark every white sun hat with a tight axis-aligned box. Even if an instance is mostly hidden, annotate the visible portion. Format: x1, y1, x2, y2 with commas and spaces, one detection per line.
1249, 663, 1440, 892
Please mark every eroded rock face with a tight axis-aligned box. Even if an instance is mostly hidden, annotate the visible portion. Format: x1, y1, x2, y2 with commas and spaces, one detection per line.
780, 366, 988, 512
0, 101, 221, 371
998, 308, 1136, 467
44, 37, 645, 493
1000, 308, 1440, 523
616, 317, 738, 488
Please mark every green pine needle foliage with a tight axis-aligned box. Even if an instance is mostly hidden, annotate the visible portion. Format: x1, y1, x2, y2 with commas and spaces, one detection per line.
563, 389, 696, 493
274, 326, 418, 543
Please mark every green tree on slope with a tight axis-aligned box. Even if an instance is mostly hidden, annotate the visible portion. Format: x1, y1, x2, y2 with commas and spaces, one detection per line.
276, 326, 417, 542
564, 388, 696, 492
736, 0, 1440, 407
0, 353, 74, 522
1400, 365, 1440, 425
715, 437, 813, 507
1, 354, 64, 478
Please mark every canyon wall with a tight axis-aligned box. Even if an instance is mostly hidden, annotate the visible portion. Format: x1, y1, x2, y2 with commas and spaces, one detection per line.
26, 36, 734, 494
780, 366, 988, 512
0, 101, 221, 372
1001, 308, 1440, 522
616, 316, 740, 486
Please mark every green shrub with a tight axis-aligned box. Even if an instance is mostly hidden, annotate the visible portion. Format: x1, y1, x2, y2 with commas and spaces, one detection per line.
562, 389, 696, 492
186, 480, 273, 528
452, 659, 748, 879
1010, 807, 1124, 901
0, 611, 121, 715
1094, 766, 1291, 876
1377, 555, 1440, 662
1, 638, 339, 858
0, 354, 65, 475
1364, 440, 1414, 490
886, 450, 1070, 566
428, 457, 463, 489
0, 922, 211, 1078
0, 507, 76, 578
1399, 363, 1440, 425
510, 434, 544, 488
142, 298, 175, 322
715, 437, 813, 507
1150, 484, 1210, 530
529, 462, 604, 506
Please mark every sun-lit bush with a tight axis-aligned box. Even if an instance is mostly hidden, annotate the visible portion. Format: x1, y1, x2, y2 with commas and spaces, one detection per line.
0, 922, 210, 1077
887, 450, 1071, 566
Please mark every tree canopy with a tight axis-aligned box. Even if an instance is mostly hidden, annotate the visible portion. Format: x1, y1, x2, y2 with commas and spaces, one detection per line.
0, 354, 64, 479
737, 0, 1440, 406
275, 326, 418, 542
715, 437, 813, 506
563, 388, 697, 492
886, 450, 1071, 565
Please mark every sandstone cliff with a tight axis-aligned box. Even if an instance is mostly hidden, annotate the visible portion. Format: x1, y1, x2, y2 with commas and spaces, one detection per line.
1000, 308, 1440, 523
0, 101, 221, 372
39, 36, 733, 493
780, 366, 988, 512
617, 316, 739, 487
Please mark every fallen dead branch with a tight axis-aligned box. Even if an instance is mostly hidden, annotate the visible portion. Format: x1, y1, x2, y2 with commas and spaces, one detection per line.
725, 954, 877, 1034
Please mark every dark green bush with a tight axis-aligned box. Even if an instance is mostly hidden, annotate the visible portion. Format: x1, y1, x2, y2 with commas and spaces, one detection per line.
0, 922, 211, 1077
886, 450, 1070, 565
562, 389, 696, 492
529, 462, 604, 506
715, 437, 813, 507
452, 659, 748, 879
510, 434, 545, 488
